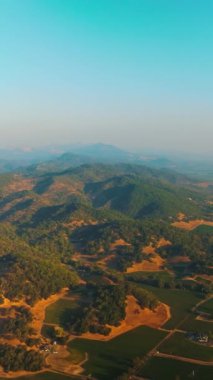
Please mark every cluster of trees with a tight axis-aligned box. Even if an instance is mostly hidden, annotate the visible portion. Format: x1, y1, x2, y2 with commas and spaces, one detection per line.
0, 253, 78, 304
0, 344, 43, 371
0, 306, 33, 339
65, 284, 126, 335
94, 284, 126, 325
157, 227, 213, 274
64, 283, 159, 336
129, 284, 159, 310
110, 245, 142, 272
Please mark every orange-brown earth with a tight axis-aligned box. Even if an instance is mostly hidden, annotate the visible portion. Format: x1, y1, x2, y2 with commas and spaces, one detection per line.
126, 238, 171, 273
143, 245, 156, 254
172, 219, 213, 230
5, 176, 34, 194
110, 239, 131, 250
177, 212, 186, 221
127, 254, 165, 273
79, 295, 170, 341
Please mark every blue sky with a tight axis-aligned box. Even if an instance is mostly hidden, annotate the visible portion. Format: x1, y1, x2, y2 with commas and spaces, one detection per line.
0, 0, 212, 155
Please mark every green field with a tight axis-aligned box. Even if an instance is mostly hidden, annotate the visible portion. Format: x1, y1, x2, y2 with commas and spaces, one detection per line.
193, 224, 213, 234
139, 285, 201, 329
140, 357, 213, 380
160, 332, 213, 361
69, 326, 167, 380
199, 298, 213, 315
44, 297, 79, 325
181, 314, 213, 333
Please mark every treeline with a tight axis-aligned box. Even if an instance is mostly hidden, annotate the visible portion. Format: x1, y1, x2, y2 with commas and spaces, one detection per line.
130, 285, 159, 310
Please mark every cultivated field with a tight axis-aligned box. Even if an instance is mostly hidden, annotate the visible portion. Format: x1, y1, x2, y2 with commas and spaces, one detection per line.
140, 357, 213, 380
69, 326, 167, 380
160, 332, 213, 361
138, 285, 202, 329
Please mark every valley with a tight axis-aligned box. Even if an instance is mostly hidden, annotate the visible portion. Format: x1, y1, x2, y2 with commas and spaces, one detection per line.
0, 162, 212, 379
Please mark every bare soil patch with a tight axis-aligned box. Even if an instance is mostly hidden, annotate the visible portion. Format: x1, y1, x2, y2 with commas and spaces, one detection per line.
177, 212, 186, 221
79, 295, 170, 341
127, 254, 165, 273
172, 219, 213, 231
110, 239, 131, 250
156, 238, 172, 248
143, 245, 155, 254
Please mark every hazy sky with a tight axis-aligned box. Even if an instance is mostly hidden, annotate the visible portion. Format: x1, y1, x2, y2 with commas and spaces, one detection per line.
0, 0, 212, 155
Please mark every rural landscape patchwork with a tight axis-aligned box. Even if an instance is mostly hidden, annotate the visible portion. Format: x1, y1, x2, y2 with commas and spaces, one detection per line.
1, 1, 213, 379
0, 144, 212, 380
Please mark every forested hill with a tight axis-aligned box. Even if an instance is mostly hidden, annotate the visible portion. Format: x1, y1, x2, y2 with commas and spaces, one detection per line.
0, 163, 208, 226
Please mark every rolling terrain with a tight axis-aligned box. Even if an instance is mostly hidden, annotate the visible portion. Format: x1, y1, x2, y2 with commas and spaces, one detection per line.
0, 160, 212, 379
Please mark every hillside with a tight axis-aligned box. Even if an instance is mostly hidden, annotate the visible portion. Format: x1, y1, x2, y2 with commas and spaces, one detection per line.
0, 162, 212, 379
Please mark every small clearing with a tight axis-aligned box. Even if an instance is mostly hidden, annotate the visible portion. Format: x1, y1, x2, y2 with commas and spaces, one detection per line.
172, 219, 213, 231
110, 239, 131, 250
127, 254, 165, 273
31, 288, 69, 336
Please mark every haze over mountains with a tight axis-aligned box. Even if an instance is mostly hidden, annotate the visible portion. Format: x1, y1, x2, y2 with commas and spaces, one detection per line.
0, 143, 212, 181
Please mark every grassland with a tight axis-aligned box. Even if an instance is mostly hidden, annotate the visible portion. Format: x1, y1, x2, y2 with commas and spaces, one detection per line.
138, 285, 201, 329
44, 298, 79, 325
160, 332, 213, 361
193, 224, 213, 234
140, 357, 213, 380
69, 326, 167, 380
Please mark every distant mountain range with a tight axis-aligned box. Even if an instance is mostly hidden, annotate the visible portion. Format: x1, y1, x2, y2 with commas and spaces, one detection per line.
0, 143, 212, 181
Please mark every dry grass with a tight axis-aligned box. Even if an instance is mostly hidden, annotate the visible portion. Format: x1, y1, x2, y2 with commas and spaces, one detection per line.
6, 176, 34, 194
127, 254, 165, 273
79, 296, 170, 341
143, 245, 155, 255
110, 239, 131, 250
177, 212, 186, 221
172, 219, 213, 230
156, 238, 172, 248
